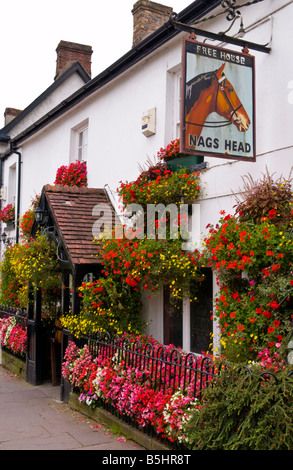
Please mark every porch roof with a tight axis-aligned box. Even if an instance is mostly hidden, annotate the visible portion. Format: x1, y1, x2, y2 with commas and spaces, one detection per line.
42, 184, 116, 269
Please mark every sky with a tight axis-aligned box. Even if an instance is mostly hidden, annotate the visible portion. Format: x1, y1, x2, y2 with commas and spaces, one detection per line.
0, 0, 192, 125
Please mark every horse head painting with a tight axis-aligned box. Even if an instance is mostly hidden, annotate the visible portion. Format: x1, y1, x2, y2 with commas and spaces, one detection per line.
184, 63, 251, 149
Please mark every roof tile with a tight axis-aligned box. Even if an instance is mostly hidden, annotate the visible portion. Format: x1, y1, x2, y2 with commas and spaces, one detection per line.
43, 184, 117, 267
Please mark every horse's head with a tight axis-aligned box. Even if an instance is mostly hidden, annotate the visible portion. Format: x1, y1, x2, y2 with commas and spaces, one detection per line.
215, 63, 250, 132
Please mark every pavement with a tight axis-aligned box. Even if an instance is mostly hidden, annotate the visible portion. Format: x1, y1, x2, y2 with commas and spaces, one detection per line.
0, 366, 145, 451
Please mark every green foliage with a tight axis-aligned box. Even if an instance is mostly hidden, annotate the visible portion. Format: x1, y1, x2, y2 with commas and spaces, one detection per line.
0, 233, 61, 315
19, 194, 40, 240
100, 236, 203, 302
234, 168, 293, 225
0, 243, 22, 307
119, 162, 201, 209
71, 157, 203, 338
185, 366, 293, 450
61, 276, 143, 338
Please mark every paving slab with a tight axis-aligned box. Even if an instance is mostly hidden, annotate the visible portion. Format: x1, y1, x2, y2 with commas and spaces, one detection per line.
0, 366, 144, 451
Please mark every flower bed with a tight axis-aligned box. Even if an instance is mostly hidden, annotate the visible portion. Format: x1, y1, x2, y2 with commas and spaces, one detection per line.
0, 316, 27, 358
62, 338, 203, 446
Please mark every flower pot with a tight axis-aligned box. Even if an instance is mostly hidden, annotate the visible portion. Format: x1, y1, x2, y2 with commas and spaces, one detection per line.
165, 154, 204, 171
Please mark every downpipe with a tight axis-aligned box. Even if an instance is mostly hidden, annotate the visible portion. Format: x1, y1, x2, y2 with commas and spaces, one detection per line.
10, 144, 21, 244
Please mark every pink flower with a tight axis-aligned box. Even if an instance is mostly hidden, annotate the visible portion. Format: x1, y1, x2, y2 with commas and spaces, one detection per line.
55, 160, 87, 187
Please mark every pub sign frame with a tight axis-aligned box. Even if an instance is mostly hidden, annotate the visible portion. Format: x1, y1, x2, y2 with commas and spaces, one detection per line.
180, 37, 256, 162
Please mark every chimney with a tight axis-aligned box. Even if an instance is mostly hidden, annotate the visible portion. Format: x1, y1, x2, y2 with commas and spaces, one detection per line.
55, 40, 93, 80
4, 107, 22, 126
132, 0, 173, 47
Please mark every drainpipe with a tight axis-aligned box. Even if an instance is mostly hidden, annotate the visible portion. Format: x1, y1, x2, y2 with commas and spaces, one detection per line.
0, 158, 2, 213
10, 144, 21, 244
0, 135, 10, 210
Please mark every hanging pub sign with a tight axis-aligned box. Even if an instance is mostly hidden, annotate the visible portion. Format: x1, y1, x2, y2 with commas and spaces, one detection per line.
181, 37, 256, 161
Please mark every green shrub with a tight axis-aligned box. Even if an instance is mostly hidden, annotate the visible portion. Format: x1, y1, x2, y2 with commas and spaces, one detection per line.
185, 366, 293, 450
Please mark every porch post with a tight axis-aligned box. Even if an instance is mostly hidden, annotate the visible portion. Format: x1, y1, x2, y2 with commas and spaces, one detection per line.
25, 286, 42, 385
71, 270, 83, 316
61, 270, 70, 317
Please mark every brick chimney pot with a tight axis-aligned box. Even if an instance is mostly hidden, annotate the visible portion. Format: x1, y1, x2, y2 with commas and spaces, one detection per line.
55, 40, 93, 80
132, 0, 173, 47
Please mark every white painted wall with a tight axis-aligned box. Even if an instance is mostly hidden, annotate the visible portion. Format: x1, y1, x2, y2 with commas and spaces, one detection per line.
1, 0, 293, 349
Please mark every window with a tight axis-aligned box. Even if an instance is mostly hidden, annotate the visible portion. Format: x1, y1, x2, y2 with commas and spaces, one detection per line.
70, 119, 89, 162
163, 286, 182, 348
165, 66, 181, 144
190, 268, 213, 354
8, 163, 16, 205
77, 127, 88, 161
162, 269, 213, 353
174, 72, 182, 139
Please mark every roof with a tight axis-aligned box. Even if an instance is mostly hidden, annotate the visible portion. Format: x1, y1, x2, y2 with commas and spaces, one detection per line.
0, 61, 91, 143
42, 184, 116, 270
2, 0, 222, 148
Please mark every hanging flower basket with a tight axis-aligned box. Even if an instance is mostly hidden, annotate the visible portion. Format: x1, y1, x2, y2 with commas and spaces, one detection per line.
157, 139, 203, 170
0, 203, 15, 225
54, 160, 87, 187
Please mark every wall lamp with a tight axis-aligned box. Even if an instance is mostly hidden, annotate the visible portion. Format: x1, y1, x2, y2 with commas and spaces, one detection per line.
238, 16, 245, 38
1, 232, 12, 244
34, 207, 48, 225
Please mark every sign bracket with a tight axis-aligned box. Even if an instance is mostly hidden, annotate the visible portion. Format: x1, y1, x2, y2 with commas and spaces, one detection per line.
170, 14, 271, 55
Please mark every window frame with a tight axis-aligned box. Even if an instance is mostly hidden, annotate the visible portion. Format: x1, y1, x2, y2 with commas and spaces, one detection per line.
69, 119, 89, 162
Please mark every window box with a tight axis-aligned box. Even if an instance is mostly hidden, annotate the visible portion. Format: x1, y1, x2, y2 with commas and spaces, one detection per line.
165, 154, 204, 171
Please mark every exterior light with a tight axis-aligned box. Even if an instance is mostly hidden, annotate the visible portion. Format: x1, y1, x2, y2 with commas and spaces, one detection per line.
1, 232, 7, 244
35, 207, 44, 224
238, 17, 245, 38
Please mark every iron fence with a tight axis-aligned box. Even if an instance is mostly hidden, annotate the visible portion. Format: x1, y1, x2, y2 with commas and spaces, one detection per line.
0, 306, 27, 328
73, 330, 231, 401
73, 330, 293, 401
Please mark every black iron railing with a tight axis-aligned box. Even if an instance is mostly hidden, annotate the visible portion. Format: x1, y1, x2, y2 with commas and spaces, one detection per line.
72, 331, 230, 401
70, 330, 293, 400
0, 306, 27, 328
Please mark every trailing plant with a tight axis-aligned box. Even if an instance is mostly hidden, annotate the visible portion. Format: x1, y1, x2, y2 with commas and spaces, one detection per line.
100, 236, 203, 303
61, 276, 143, 338
0, 233, 61, 315
19, 194, 40, 240
11, 233, 61, 293
203, 170, 293, 363
72, 155, 204, 340
0, 243, 22, 307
